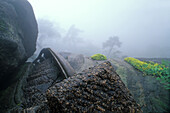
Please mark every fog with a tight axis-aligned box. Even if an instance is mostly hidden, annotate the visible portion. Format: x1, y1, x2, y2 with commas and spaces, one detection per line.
35, 19, 101, 56
28, 0, 170, 58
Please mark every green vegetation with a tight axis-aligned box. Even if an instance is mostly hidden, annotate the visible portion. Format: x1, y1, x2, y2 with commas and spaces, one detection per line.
91, 54, 107, 60
151, 97, 169, 112
124, 57, 170, 89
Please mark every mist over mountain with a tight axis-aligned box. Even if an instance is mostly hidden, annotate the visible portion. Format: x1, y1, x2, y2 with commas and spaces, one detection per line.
36, 19, 101, 56
0, 0, 170, 112
29, 0, 170, 58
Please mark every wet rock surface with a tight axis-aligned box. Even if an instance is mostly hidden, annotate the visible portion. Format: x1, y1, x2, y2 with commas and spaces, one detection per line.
0, 0, 38, 89
46, 61, 142, 113
52, 50, 75, 78
0, 63, 32, 113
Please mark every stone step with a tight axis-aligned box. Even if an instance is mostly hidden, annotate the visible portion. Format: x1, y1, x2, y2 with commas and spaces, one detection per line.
27, 68, 57, 82
26, 76, 53, 88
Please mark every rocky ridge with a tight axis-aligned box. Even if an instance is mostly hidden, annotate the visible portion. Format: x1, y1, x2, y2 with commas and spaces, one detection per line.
46, 61, 142, 113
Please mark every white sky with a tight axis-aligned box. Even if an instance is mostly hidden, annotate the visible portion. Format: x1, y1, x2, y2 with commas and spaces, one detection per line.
28, 0, 170, 57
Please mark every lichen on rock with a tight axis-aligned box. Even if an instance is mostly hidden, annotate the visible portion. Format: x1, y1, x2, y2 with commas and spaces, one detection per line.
46, 61, 142, 113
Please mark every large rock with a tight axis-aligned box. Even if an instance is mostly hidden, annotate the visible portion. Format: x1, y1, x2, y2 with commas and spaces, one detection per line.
46, 61, 142, 113
0, 0, 38, 87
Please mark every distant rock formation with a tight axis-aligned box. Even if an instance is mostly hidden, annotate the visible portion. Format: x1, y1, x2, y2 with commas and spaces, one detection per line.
60, 52, 101, 73
60, 52, 85, 72
46, 61, 142, 113
0, 0, 38, 88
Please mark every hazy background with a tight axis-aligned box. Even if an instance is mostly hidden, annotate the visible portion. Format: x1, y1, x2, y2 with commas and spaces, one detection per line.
28, 0, 170, 58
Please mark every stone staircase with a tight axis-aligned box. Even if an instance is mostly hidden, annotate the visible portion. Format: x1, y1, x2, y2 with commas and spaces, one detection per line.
9, 48, 76, 113
23, 58, 60, 108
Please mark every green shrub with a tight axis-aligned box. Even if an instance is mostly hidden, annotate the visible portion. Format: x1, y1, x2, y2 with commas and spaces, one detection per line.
91, 54, 107, 60
124, 57, 170, 89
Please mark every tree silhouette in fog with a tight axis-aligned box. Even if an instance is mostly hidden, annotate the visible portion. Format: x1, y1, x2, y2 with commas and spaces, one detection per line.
36, 19, 62, 53
63, 25, 84, 52
102, 36, 122, 58
35, 19, 100, 55
64, 25, 83, 45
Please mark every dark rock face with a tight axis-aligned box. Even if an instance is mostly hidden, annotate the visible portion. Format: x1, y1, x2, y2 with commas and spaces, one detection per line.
0, 63, 32, 113
46, 61, 142, 113
0, 0, 38, 87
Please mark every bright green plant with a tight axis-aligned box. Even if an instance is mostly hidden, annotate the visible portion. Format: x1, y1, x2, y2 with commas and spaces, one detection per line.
124, 57, 170, 89
91, 54, 107, 60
